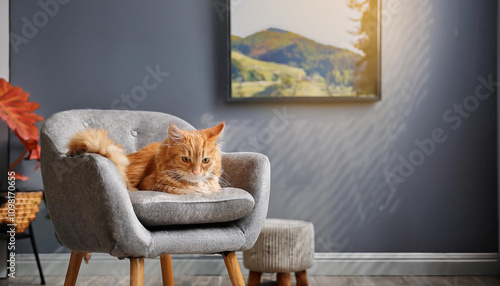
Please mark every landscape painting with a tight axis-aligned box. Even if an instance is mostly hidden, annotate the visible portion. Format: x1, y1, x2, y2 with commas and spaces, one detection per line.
228, 0, 381, 101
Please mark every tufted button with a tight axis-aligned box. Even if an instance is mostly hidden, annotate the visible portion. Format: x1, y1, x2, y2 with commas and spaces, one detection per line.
131, 130, 138, 137
82, 122, 89, 128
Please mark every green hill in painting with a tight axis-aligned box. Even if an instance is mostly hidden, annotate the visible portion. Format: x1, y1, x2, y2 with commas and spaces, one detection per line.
231, 51, 354, 98
231, 28, 360, 79
231, 50, 306, 82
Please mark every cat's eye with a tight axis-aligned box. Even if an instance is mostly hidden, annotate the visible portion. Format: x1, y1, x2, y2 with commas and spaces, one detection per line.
202, 158, 210, 163
182, 157, 190, 163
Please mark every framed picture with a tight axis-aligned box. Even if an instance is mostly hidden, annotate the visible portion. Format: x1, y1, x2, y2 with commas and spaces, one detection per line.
227, 0, 381, 102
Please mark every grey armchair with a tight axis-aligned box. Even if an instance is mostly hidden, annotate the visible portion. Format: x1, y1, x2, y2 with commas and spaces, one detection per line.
40, 109, 271, 286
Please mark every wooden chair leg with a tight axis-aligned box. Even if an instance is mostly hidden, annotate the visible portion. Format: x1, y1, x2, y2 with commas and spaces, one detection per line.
160, 254, 174, 286
295, 270, 308, 286
130, 258, 145, 286
248, 271, 262, 286
222, 252, 245, 286
64, 251, 84, 286
277, 272, 291, 286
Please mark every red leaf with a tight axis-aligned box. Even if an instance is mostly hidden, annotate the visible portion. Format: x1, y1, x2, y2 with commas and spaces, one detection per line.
1, 79, 44, 175
0, 79, 44, 142
14, 172, 29, 181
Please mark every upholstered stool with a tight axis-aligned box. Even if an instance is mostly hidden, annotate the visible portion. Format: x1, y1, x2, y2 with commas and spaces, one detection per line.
243, 219, 314, 286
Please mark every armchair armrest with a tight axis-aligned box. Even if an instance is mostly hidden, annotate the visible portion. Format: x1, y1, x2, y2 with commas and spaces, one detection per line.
221, 152, 271, 250
41, 134, 152, 257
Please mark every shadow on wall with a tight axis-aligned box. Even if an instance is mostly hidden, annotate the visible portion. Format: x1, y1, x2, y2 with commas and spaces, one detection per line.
203, 0, 435, 251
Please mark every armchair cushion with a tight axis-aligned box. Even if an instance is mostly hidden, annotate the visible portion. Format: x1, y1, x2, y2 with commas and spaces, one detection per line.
129, 188, 255, 226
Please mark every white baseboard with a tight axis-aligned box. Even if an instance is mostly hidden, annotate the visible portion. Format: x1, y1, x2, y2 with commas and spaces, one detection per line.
12, 252, 498, 277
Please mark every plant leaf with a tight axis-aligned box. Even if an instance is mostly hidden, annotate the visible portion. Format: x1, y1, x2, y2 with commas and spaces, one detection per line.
0, 78, 44, 179
14, 172, 29, 181
0, 79, 43, 142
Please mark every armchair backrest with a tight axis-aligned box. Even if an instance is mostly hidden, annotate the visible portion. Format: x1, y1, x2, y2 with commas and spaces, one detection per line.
41, 109, 195, 155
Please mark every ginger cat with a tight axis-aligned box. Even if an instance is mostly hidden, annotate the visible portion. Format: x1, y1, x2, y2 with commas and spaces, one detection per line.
67, 122, 225, 194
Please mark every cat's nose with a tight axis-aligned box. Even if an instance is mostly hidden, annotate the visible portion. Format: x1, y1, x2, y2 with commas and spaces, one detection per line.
193, 168, 202, 176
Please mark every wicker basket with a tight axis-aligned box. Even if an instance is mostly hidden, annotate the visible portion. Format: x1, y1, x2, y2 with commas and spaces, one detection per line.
0, 191, 43, 233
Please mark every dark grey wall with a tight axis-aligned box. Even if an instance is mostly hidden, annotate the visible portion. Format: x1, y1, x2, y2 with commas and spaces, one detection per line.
8, 0, 498, 253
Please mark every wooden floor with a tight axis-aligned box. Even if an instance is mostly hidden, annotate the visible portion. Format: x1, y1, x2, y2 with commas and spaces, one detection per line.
3, 275, 500, 286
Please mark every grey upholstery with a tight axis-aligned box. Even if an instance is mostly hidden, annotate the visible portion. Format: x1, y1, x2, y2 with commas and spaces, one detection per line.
130, 188, 255, 226
40, 109, 270, 258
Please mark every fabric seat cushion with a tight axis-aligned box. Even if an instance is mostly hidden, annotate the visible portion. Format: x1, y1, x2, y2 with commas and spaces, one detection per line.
129, 188, 255, 226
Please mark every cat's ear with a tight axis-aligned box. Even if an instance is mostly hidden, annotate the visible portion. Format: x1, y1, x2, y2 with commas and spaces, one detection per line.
168, 124, 185, 143
204, 122, 225, 142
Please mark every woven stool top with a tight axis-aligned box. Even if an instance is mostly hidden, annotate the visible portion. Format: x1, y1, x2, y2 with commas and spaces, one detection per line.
244, 218, 315, 273
263, 219, 313, 230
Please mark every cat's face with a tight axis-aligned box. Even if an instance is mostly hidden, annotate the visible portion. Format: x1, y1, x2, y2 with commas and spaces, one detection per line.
159, 122, 224, 184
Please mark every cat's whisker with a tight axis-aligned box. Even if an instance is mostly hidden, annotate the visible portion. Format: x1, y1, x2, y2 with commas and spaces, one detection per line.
218, 177, 230, 187
219, 169, 233, 187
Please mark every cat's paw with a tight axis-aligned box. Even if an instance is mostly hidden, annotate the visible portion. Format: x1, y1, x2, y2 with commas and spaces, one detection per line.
155, 184, 175, 193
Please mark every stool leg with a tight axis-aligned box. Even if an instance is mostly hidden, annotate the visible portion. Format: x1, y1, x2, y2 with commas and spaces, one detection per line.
295, 270, 308, 286
248, 271, 261, 286
277, 272, 290, 286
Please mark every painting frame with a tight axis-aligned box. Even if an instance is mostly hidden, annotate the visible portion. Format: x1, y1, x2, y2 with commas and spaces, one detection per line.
226, 0, 382, 102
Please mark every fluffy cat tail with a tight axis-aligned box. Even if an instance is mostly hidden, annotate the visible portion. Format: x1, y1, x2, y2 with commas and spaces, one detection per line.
66, 128, 136, 191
